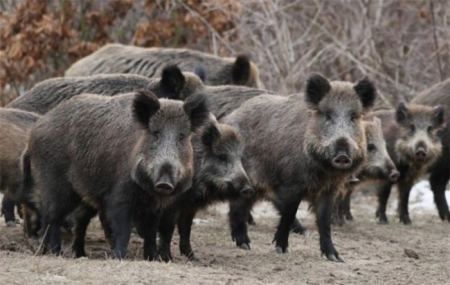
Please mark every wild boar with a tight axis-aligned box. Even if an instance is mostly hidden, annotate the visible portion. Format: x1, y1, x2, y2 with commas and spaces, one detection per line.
224, 75, 376, 261
24, 90, 209, 259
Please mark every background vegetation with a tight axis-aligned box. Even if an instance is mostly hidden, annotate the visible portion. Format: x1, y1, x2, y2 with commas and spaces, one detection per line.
1, 0, 449, 108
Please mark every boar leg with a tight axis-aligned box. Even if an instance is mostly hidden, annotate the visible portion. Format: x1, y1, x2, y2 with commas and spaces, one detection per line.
72, 204, 97, 258
247, 213, 256, 225
376, 183, 392, 224
290, 218, 308, 234
273, 192, 302, 254
316, 192, 343, 262
343, 186, 354, 221
141, 211, 160, 261
103, 193, 133, 259
1, 196, 16, 227
331, 195, 345, 226
398, 180, 413, 224
41, 180, 80, 255
429, 169, 450, 222
158, 209, 179, 262
273, 200, 306, 235
177, 207, 197, 260
229, 198, 255, 250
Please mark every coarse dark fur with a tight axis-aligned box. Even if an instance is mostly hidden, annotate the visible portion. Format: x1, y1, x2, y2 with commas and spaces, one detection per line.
203, 85, 271, 120
374, 103, 445, 224
65, 43, 262, 88
156, 121, 253, 261
0, 108, 40, 226
7, 66, 203, 114
412, 79, 450, 221
223, 75, 376, 262
24, 91, 209, 259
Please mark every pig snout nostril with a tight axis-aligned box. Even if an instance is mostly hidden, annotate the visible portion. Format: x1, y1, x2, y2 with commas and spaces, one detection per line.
389, 170, 400, 182
154, 181, 174, 194
332, 154, 352, 169
415, 147, 427, 160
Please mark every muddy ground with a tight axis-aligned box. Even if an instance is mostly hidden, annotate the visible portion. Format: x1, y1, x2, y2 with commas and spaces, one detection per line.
0, 191, 450, 285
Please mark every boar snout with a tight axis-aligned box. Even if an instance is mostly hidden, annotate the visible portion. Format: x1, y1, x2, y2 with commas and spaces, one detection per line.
154, 163, 176, 195
332, 151, 353, 169
331, 137, 355, 169
415, 142, 427, 161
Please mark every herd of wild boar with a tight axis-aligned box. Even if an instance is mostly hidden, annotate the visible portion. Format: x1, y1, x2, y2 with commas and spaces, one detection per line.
0, 43, 449, 263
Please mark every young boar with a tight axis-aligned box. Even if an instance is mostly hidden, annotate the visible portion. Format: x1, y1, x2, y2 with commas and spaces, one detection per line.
224, 75, 376, 261
412, 80, 449, 221
0, 108, 40, 226
7, 66, 203, 114
332, 117, 399, 225
374, 103, 445, 224
156, 120, 253, 261
25, 91, 209, 259
65, 43, 262, 88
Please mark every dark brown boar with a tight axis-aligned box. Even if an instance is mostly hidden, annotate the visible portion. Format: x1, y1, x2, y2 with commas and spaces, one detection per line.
374, 103, 445, 224
223, 75, 376, 262
0, 108, 40, 226
7, 66, 203, 114
412, 79, 449, 221
25, 91, 209, 259
157, 120, 253, 261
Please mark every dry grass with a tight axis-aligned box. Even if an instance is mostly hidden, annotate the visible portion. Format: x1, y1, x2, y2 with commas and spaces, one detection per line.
1, 194, 450, 284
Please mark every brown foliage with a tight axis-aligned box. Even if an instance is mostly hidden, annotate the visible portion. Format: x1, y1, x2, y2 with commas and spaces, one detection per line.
1, 0, 449, 108
0, 0, 237, 106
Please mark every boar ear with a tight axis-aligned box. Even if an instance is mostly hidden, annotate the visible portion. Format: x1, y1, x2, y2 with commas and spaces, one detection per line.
432, 105, 445, 127
160, 65, 186, 100
305, 74, 330, 108
133, 90, 160, 127
193, 66, 207, 82
202, 123, 221, 147
395, 102, 410, 124
232, 55, 251, 85
183, 94, 210, 131
354, 78, 376, 110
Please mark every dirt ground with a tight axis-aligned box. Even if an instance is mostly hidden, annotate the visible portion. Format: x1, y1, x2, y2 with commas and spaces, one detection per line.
1, 192, 450, 285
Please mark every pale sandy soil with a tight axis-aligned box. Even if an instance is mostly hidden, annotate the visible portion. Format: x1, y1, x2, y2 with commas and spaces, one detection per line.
0, 187, 450, 285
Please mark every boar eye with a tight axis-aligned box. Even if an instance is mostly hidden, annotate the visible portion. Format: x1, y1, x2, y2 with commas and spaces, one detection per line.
409, 125, 415, 133
367, 143, 377, 152
218, 154, 228, 162
350, 112, 359, 122
427, 126, 433, 134
324, 111, 332, 121
151, 130, 161, 139
178, 133, 186, 141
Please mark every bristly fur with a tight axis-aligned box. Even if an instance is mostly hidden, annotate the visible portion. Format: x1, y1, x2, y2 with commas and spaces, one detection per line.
64, 43, 262, 88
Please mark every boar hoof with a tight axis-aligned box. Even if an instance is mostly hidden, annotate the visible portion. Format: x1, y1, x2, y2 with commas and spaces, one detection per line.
5, 221, 16, 227
247, 214, 256, 226
291, 225, 307, 235
239, 243, 251, 250
400, 216, 412, 225
275, 246, 288, 254
186, 253, 199, 262
159, 253, 172, 263
345, 213, 354, 221
326, 253, 344, 263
